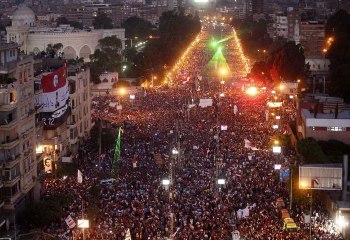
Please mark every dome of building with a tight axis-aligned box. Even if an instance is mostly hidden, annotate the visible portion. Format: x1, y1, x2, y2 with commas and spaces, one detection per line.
12, 5, 36, 27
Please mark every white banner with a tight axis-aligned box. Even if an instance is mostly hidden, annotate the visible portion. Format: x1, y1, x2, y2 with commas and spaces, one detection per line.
65, 215, 76, 229
77, 170, 83, 184
199, 99, 213, 108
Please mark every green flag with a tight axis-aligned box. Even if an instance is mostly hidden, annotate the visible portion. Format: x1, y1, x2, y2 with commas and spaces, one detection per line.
111, 127, 122, 177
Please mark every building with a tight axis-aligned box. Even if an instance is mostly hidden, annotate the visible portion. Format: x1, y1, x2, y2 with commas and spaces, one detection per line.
34, 59, 93, 173
300, 20, 325, 58
287, 8, 300, 42
66, 64, 93, 155
297, 96, 350, 145
274, 11, 288, 38
252, 0, 263, 14
0, 42, 40, 218
305, 58, 330, 94
6, 5, 126, 60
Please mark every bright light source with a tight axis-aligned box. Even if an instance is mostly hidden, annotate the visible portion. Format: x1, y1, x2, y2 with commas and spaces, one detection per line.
36, 145, 43, 154
219, 93, 225, 97
289, 95, 294, 99
276, 116, 281, 120
77, 219, 89, 229
274, 164, 282, 170
272, 125, 279, 129
300, 180, 308, 189
162, 179, 170, 186
119, 88, 126, 95
274, 140, 279, 145
129, 94, 135, 100
221, 125, 228, 130
218, 179, 226, 185
219, 68, 228, 76
246, 86, 258, 96
335, 215, 349, 229
172, 148, 179, 155
273, 146, 282, 153
279, 84, 284, 91
272, 90, 276, 94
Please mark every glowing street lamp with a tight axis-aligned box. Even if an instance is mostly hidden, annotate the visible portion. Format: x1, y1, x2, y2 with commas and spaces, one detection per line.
118, 88, 126, 96
78, 219, 89, 240
162, 178, 170, 186
246, 86, 258, 96
335, 214, 349, 229
172, 148, 179, 155
217, 178, 226, 185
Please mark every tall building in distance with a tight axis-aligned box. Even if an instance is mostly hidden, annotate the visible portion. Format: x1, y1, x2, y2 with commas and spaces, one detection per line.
252, 0, 264, 14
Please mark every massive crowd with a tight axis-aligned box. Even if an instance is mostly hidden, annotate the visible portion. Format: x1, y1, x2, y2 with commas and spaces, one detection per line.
41, 27, 343, 240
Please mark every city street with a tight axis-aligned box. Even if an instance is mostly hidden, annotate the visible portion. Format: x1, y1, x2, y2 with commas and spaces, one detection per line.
42, 24, 343, 240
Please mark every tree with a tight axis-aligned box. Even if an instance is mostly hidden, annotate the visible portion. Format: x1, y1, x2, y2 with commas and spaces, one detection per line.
269, 41, 306, 83
248, 61, 272, 84
325, 10, 350, 101
122, 16, 154, 39
56, 16, 69, 25
93, 13, 113, 29
46, 43, 63, 58
89, 36, 122, 83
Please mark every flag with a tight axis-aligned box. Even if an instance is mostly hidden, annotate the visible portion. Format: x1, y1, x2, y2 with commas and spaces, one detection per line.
125, 228, 131, 240
77, 170, 83, 184
244, 139, 259, 150
65, 215, 76, 229
111, 127, 122, 178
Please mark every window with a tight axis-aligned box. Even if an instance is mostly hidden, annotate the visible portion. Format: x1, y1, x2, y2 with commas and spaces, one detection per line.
327, 127, 346, 132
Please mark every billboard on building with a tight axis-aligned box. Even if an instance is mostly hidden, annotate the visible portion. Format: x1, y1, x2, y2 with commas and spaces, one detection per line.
35, 62, 71, 129
299, 164, 342, 190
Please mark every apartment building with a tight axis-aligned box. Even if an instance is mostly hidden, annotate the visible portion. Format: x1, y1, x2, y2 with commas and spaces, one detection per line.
67, 64, 93, 155
300, 20, 325, 57
275, 11, 288, 38
0, 42, 39, 218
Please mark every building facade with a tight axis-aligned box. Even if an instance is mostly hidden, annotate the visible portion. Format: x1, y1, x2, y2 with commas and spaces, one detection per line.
67, 65, 93, 155
0, 42, 39, 217
297, 96, 350, 145
6, 5, 126, 61
300, 20, 325, 57
275, 12, 288, 38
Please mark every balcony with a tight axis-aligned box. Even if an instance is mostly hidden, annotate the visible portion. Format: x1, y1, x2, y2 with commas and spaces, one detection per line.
0, 118, 18, 129
0, 102, 17, 112
0, 137, 19, 150
4, 191, 22, 209
4, 154, 21, 169
3, 175, 20, 188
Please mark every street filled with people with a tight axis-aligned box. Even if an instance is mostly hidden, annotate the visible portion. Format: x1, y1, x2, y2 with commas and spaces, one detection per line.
42, 25, 344, 240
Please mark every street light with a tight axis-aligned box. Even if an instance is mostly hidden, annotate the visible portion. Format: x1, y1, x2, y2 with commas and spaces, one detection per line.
77, 219, 89, 240
172, 148, 178, 155
162, 179, 170, 186
217, 178, 226, 185
335, 214, 349, 229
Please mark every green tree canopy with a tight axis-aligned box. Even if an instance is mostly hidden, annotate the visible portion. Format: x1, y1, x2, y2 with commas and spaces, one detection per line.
122, 16, 154, 39
89, 36, 122, 83
93, 13, 113, 29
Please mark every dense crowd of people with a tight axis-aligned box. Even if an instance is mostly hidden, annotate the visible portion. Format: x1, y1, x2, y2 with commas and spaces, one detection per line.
41, 26, 344, 240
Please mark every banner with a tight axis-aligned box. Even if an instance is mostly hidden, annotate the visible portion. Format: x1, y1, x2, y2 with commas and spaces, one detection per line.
65, 215, 76, 229
199, 99, 213, 108
77, 170, 83, 183
35, 62, 71, 129
244, 139, 259, 150
44, 157, 52, 173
